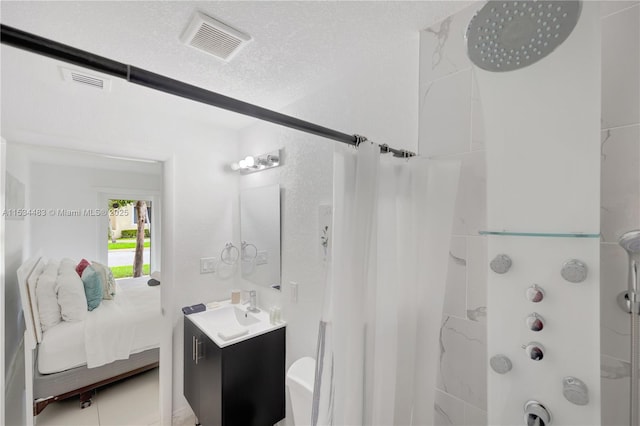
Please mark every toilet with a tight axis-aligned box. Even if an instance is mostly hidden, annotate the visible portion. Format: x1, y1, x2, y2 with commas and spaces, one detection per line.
286, 357, 316, 426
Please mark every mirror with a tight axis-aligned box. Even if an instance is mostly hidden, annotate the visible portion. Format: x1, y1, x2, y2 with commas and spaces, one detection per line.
240, 184, 281, 289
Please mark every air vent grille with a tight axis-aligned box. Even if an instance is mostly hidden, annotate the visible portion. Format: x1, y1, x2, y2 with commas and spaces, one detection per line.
181, 11, 252, 61
60, 67, 111, 91
71, 72, 104, 88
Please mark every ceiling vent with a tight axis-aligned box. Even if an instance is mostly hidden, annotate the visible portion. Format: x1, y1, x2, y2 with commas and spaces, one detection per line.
180, 11, 252, 62
60, 67, 111, 91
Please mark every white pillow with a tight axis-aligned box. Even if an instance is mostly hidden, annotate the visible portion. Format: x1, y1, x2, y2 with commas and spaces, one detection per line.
36, 260, 61, 332
56, 258, 88, 322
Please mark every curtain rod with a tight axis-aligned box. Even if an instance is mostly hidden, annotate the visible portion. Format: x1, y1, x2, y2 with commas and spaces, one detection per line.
1, 24, 416, 158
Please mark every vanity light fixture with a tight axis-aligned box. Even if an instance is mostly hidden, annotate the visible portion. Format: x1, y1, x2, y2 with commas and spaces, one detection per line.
231, 149, 281, 173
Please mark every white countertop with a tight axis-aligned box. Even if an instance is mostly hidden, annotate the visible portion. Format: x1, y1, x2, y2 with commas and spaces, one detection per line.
187, 299, 286, 348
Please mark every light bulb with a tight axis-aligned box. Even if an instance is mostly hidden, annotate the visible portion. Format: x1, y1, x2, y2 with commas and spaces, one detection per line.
230, 162, 240, 171
238, 159, 247, 168
244, 156, 255, 167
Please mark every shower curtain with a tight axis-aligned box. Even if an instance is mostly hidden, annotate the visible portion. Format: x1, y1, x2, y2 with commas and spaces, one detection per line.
312, 141, 460, 426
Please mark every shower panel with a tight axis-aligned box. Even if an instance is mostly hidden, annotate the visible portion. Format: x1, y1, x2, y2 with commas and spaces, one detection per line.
468, 1, 602, 424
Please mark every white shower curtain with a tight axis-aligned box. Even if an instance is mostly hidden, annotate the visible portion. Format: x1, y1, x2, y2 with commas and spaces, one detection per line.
312, 141, 460, 426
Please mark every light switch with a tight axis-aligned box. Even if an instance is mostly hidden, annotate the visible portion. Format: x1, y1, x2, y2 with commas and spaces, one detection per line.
291, 281, 298, 303
200, 257, 216, 274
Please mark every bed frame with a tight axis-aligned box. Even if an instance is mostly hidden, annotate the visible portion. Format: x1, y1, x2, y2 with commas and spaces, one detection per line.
17, 255, 159, 417
33, 347, 158, 415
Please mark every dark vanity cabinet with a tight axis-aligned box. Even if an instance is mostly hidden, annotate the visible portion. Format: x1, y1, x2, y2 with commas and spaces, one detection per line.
183, 316, 285, 426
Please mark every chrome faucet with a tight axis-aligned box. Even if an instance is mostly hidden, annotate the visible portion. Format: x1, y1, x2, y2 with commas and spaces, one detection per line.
244, 290, 260, 313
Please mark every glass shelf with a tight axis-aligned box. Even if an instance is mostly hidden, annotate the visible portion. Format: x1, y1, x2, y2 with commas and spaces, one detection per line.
478, 230, 601, 239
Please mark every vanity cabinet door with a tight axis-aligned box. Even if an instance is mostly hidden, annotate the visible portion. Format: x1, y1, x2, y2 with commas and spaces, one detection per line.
183, 317, 201, 418
184, 317, 223, 426
221, 327, 285, 426
198, 333, 222, 426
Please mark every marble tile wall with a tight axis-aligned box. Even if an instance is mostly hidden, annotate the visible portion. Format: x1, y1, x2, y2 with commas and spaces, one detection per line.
600, 3, 640, 425
422, 2, 640, 424
419, 3, 488, 424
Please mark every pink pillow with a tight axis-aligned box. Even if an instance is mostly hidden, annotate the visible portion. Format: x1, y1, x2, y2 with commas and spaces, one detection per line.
75, 259, 91, 277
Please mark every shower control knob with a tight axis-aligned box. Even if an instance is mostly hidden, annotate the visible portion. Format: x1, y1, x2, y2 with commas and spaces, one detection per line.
522, 342, 545, 361
526, 284, 545, 303
524, 400, 551, 426
525, 313, 545, 332
560, 259, 588, 283
490, 354, 512, 374
490, 254, 512, 274
562, 376, 589, 406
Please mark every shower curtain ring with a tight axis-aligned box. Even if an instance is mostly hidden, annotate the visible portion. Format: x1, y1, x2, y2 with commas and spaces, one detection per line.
354, 134, 368, 147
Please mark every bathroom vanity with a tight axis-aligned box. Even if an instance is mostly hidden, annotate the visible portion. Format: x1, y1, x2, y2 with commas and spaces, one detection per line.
183, 304, 286, 426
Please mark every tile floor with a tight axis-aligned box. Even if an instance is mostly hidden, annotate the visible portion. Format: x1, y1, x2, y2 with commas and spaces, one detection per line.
36, 368, 160, 426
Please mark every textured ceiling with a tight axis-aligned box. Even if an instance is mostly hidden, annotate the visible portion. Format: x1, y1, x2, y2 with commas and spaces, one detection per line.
1, 1, 472, 110
1, 1, 473, 160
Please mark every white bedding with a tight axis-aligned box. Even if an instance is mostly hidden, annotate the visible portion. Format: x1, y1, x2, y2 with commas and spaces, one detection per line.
37, 276, 161, 374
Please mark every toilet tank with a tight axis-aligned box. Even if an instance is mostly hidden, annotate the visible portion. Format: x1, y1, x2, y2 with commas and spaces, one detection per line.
286, 357, 315, 426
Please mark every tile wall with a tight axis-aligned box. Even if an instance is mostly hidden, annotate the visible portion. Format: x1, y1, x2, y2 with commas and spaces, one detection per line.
419, 3, 488, 425
420, 2, 640, 424
600, 2, 640, 425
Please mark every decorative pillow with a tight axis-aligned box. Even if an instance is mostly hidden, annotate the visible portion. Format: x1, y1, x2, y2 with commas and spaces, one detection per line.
56, 259, 88, 322
36, 259, 61, 332
91, 261, 116, 300
81, 265, 104, 311
75, 258, 91, 277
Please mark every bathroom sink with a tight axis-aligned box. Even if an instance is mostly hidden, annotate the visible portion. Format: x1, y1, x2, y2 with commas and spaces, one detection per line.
188, 301, 286, 348
197, 305, 261, 327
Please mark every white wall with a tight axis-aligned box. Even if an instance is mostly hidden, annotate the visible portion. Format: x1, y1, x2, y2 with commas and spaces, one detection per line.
164, 132, 242, 419
4, 143, 30, 426
29, 162, 161, 262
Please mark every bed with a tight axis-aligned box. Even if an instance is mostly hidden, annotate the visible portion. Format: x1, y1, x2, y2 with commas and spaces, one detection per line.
17, 255, 161, 416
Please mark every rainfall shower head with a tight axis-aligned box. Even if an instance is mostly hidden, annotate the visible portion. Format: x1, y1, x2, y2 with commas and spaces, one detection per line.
466, 0, 582, 72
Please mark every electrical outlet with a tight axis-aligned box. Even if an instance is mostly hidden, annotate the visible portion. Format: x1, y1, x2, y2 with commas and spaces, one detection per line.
200, 257, 216, 274
290, 281, 298, 303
